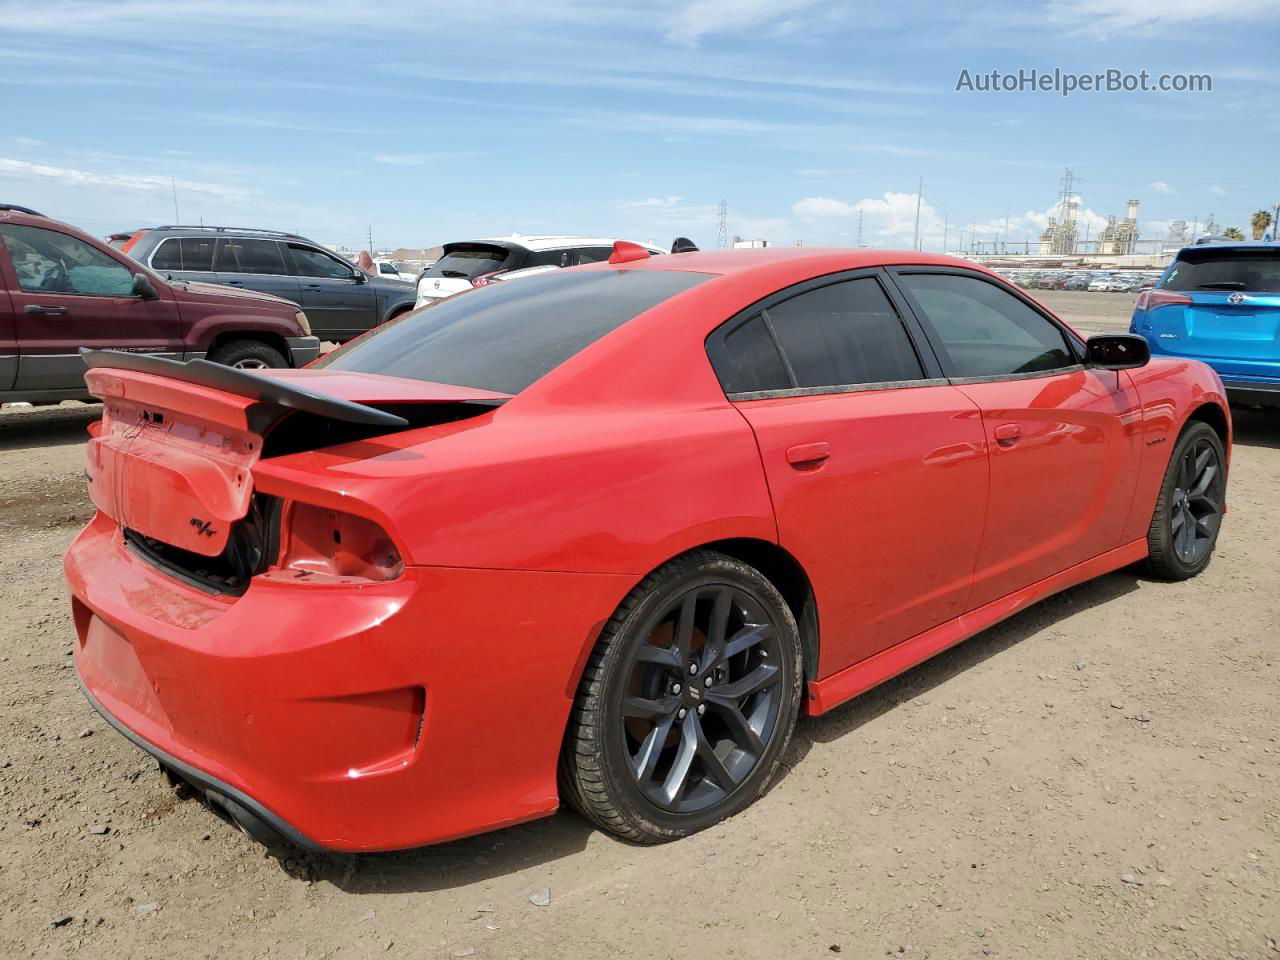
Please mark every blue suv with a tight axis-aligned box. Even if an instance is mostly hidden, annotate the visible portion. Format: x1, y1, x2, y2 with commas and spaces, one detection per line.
1131, 242, 1280, 406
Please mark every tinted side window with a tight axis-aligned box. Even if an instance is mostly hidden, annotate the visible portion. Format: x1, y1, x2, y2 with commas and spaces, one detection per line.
217, 238, 286, 275
150, 236, 216, 272
525, 249, 572, 268
897, 273, 1074, 378
574, 247, 615, 265
766, 277, 924, 389
708, 314, 791, 394
0, 224, 135, 296
287, 244, 354, 279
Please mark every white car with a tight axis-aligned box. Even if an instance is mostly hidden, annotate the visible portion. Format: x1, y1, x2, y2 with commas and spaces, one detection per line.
414, 235, 666, 307
373, 260, 415, 284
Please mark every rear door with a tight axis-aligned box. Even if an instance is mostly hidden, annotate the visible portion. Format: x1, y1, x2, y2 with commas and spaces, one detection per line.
890, 268, 1143, 609
212, 237, 302, 305
284, 242, 374, 341
146, 235, 218, 284
0, 223, 184, 395
1141, 249, 1280, 381
707, 270, 989, 675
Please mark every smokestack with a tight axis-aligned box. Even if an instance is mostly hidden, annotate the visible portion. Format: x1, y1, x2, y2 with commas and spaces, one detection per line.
1126, 199, 1139, 222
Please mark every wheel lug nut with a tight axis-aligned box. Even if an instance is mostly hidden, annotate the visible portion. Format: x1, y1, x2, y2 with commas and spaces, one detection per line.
671, 683, 682, 694
703, 676, 712, 687
677, 708, 687, 719
696, 704, 706, 716
689, 663, 698, 675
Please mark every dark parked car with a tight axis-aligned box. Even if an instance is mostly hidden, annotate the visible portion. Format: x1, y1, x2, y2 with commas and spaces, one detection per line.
110, 226, 418, 342
1, 205, 318, 403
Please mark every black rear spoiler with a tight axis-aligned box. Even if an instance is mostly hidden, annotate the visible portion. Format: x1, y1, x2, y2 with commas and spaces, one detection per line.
80, 349, 409, 428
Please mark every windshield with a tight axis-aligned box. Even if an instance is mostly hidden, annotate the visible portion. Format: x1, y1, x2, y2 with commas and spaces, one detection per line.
423, 244, 513, 280
315, 268, 711, 394
1163, 250, 1280, 293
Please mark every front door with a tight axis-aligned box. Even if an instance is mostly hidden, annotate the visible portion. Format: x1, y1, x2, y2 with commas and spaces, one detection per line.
0, 285, 15, 391
212, 237, 302, 306
706, 271, 989, 676
0, 223, 184, 395
284, 242, 375, 341
891, 268, 1143, 608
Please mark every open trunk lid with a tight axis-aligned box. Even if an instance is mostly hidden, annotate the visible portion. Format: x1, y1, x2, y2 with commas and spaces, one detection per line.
81, 350, 509, 561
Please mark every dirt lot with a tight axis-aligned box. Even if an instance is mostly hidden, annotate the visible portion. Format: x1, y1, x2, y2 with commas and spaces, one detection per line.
1, 293, 1277, 960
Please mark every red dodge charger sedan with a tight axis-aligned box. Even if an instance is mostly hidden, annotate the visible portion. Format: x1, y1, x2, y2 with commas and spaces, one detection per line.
64, 245, 1230, 851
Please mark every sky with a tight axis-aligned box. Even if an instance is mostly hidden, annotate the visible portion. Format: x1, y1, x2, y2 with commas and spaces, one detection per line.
1, 0, 1277, 253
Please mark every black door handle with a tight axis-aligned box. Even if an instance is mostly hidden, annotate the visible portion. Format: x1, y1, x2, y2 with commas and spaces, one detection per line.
24, 304, 67, 316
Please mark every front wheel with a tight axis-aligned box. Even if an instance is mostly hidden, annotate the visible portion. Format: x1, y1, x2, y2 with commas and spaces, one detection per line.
561, 550, 803, 843
1146, 420, 1226, 580
207, 340, 288, 370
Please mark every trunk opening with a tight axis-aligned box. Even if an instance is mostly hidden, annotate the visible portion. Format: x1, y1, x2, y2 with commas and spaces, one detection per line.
81, 355, 505, 596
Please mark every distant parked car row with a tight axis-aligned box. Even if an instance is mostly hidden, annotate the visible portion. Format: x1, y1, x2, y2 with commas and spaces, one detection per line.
993, 268, 1158, 293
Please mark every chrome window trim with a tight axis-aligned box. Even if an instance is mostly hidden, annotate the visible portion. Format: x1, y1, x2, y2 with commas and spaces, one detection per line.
728, 376, 952, 402
944, 364, 1085, 386
726, 364, 1083, 402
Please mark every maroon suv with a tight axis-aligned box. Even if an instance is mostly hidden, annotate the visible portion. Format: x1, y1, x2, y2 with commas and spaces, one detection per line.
0, 205, 319, 405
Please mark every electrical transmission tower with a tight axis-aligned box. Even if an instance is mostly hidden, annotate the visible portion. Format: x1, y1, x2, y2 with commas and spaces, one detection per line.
856, 210, 864, 247
716, 200, 729, 249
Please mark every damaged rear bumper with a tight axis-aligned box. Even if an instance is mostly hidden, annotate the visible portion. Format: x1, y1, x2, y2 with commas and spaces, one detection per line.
63, 510, 633, 851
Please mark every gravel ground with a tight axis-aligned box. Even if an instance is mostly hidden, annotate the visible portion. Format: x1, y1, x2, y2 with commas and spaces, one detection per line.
1, 293, 1276, 960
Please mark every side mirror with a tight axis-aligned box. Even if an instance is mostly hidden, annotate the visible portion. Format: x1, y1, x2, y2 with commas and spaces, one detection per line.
1085, 333, 1150, 370
131, 273, 159, 301
351, 271, 367, 284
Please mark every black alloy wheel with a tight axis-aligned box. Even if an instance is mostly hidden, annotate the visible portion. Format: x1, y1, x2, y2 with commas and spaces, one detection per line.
622, 583, 784, 814
1169, 435, 1223, 565
562, 551, 802, 843
1147, 420, 1226, 579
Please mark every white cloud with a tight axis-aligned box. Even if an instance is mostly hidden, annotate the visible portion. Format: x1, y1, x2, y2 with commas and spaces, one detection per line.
619, 196, 685, 209
0, 157, 251, 203
793, 191, 941, 247
1210, 185, 1227, 196
663, 0, 820, 45
1047, 0, 1280, 34
1149, 180, 1174, 194
791, 191, 1135, 250
10, 136, 45, 148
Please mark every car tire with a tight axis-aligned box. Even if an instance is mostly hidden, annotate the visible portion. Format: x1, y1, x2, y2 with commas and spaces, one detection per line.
561, 550, 803, 844
207, 340, 288, 370
1146, 420, 1226, 580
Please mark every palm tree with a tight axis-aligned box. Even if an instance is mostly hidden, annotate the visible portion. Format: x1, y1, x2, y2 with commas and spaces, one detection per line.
1251, 209, 1273, 240
1223, 227, 1246, 241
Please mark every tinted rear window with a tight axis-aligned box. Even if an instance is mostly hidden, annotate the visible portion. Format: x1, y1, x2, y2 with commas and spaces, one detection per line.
423, 244, 513, 279
315, 269, 711, 394
1163, 250, 1280, 293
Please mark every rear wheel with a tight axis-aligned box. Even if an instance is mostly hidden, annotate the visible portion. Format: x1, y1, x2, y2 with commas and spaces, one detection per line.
561, 551, 802, 843
1146, 420, 1225, 580
207, 340, 288, 370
